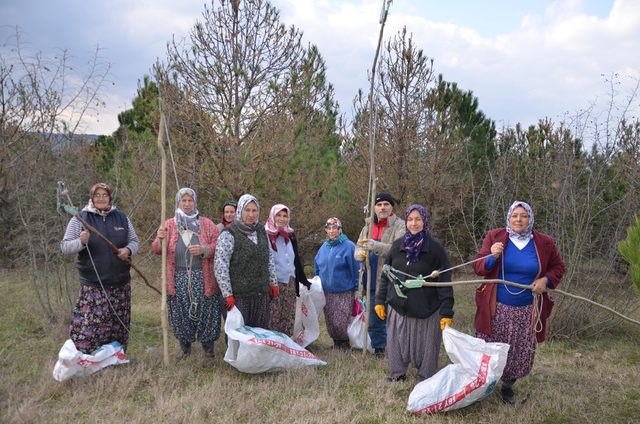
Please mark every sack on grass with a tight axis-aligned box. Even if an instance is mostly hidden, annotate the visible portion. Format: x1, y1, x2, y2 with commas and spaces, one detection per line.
53, 339, 129, 382
347, 298, 374, 353
293, 276, 326, 347
224, 306, 326, 374
407, 326, 509, 414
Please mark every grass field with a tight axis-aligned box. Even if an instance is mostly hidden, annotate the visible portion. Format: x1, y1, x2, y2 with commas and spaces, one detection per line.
1, 266, 639, 423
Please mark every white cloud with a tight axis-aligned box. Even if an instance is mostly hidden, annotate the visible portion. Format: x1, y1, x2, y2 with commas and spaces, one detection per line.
3, 0, 635, 134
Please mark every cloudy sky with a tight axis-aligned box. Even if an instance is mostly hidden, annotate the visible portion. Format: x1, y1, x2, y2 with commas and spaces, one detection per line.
1, 0, 638, 135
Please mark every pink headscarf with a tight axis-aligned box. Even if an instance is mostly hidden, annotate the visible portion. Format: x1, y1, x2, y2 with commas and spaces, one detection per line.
265, 204, 294, 251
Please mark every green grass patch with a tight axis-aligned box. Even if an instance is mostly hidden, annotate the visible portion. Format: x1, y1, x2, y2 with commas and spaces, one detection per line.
1, 266, 639, 423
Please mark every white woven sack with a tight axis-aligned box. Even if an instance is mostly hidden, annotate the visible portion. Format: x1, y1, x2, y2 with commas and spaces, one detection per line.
347, 300, 374, 353
53, 339, 129, 382
407, 326, 509, 414
224, 306, 326, 373
293, 276, 325, 347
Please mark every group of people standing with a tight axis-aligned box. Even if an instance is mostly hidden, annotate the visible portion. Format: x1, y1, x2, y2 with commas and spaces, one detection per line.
62, 187, 311, 363
61, 183, 564, 406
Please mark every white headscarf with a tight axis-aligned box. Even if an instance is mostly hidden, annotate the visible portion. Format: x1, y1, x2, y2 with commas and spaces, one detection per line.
174, 187, 199, 233
235, 194, 260, 235
506, 200, 534, 241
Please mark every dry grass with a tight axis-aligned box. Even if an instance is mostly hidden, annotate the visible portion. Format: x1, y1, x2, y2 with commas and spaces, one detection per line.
1, 267, 639, 424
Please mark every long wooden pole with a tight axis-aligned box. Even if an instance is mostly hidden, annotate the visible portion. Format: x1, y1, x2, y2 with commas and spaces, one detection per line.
363, 0, 392, 356
156, 113, 169, 367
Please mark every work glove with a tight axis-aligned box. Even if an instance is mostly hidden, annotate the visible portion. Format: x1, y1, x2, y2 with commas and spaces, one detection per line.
361, 239, 379, 252
440, 317, 453, 331
268, 284, 279, 300
374, 304, 386, 321
226, 295, 235, 311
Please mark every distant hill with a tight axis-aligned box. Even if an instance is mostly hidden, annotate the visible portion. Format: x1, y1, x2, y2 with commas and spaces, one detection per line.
26, 132, 103, 151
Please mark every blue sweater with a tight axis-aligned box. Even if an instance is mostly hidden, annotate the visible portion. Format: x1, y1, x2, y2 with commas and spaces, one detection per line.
314, 239, 359, 293
484, 239, 540, 306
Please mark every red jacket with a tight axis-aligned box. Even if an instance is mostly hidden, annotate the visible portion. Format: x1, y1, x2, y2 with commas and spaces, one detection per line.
152, 217, 219, 297
473, 228, 565, 342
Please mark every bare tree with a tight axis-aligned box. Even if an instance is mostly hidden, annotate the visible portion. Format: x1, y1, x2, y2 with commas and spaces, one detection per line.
346, 27, 437, 210
0, 27, 110, 320
163, 0, 304, 197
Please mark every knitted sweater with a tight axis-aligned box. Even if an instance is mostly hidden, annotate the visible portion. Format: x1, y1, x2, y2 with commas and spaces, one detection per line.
152, 216, 219, 297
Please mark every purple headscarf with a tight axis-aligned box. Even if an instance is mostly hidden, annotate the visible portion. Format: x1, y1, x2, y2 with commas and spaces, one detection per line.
403, 204, 429, 263
506, 200, 534, 240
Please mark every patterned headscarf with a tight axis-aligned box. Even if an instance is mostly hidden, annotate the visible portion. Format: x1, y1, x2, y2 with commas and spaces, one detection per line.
506, 200, 534, 240
174, 187, 199, 231
323, 216, 347, 247
235, 194, 260, 235
265, 204, 294, 251
403, 204, 429, 263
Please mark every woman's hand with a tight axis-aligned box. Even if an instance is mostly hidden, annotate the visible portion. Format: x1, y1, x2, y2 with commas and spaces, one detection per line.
531, 277, 548, 294
268, 285, 279, 300
226, 296, 235, 310
156, 226, 167, 240
490, 242, 504, 259
440, 317, 453, 331
116, 247, 130, 261
187, 244, 204, 256
79, 230, 90, 245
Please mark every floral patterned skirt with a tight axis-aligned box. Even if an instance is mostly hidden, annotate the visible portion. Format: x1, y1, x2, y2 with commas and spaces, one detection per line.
168, 268, 222, 344
477, 302, 536, 381
269, 277, 296, 336
323, 290, 355, 343
69, 282, 131, 354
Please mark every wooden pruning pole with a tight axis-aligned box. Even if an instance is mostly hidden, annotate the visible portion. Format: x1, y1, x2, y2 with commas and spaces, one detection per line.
362, 0, 393, 356
156, 112, 169, 367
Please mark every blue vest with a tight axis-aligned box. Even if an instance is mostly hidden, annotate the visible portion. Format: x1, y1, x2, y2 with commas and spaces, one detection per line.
76, 209, 131, 288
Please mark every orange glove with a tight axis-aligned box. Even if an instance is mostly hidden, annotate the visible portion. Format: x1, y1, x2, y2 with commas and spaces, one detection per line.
440, 317, 453, 331
374, 304, 386, 321
226, 296, 235, 311
268, 285, 279, 300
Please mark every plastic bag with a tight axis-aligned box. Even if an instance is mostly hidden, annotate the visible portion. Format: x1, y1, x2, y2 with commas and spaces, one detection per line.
224, 306, 326, 374
293, 276, 325, 347
407, 326, 509, 414
53, 339, 129, 382
347, 298, 374, 353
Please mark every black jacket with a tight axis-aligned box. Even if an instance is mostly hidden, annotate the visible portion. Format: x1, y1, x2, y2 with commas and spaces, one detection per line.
291, 233, 311, 296
376, 234, 454, 319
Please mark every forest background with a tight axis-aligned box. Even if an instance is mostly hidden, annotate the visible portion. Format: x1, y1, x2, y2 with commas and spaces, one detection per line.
1, 0, 639, 422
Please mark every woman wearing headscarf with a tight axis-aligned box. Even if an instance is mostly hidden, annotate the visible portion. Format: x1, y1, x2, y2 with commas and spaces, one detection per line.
60, 183, 140, 354
314, 217, 359, 349
375, 205, 454, 382
214, 194, 278, 328
265, 204, 312, 335
217, 200, 237, 233
473, 200, 564, 405
152, 188, 221, 360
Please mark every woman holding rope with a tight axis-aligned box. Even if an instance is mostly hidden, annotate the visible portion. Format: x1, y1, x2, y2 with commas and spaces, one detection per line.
375, 204, 454, 382
473, 200, 565, 405
153, 188, 221, 360
60, 183, 139, 354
